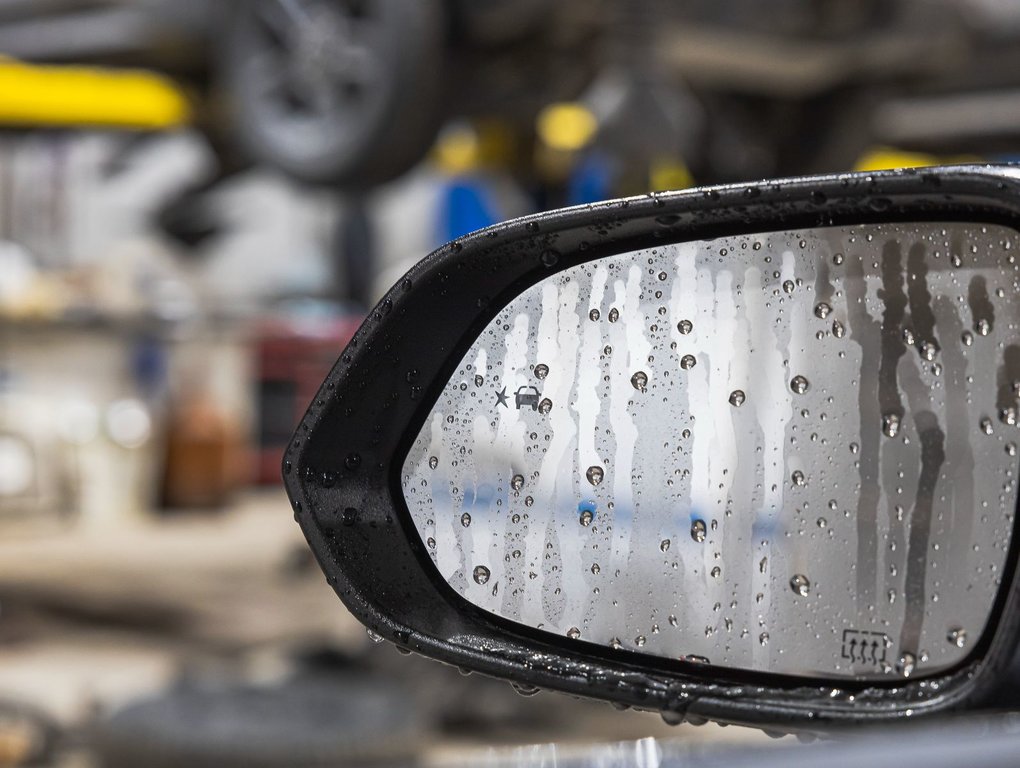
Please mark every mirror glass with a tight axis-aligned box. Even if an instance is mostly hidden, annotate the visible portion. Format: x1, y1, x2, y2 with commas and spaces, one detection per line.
401, 222, 1020, 680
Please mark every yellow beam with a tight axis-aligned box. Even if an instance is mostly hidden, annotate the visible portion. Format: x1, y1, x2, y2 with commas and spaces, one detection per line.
854, 146, 980, 172
0, 59, 190, 130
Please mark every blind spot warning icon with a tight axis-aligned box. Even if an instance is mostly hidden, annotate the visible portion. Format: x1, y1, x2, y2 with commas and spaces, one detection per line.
515, 386, 541, 411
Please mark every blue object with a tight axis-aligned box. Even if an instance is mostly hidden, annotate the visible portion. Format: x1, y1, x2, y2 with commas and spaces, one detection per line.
438, 177, 499, 243
131, 335, 168, 400
567, 152, 614, 206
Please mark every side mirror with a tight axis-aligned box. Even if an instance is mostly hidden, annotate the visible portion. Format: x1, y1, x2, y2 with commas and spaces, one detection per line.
283, 166, 1020, 731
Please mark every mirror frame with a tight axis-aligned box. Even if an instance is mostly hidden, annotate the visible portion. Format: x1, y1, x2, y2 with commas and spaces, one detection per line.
283, 165, 1020, 730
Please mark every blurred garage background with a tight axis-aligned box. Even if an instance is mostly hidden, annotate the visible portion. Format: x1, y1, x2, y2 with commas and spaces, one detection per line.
1, 0, 1020, 765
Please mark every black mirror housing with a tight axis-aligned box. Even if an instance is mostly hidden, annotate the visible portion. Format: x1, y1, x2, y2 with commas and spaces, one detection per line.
283, 165, 1020, 731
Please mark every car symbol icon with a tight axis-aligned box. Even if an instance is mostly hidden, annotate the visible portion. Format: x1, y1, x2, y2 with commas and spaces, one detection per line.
515, 386, 541, 411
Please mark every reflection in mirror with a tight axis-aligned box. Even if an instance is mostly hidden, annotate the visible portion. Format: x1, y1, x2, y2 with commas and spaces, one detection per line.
401, 223, 1020, 681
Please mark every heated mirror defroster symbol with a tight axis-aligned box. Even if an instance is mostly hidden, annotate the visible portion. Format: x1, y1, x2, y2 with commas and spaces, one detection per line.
841, 629, 890, 667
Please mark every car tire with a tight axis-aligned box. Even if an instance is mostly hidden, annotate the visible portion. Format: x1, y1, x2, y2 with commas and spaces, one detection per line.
221, 0, 447, 189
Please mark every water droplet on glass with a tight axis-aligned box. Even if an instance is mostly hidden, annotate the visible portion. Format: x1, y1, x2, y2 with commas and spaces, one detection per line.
921, 342, 938, 361
849, 442, 860, 454
589, 308, 600, 321
585, 465, 604, 486
833, 253, 844, 265
474, 374, 484, 387
897, 651, 916, 677
759, 632, 770, 646
947, 627, 967, 648
710, 566, 721, 579
832, 319, 845, 338
428, 456, 439, 469
567, 627, 581, 639
790, 375, 810, 394
608, 308, 620, 323
680, 354, 697, 370
657, 271, 668, 281
817, 517, 827, 528
1007, 442, 1018, 457
631, 371, 648, 392
579, 510, 594, 527
980, 417, 994, 435
882, 413, 901, 438
728, 390, 746, 407
473, 565, 491, 585
460, 512, 471, 527
534, 363, 549, 380
902, 328, 916, 346
538, 398, 553, 414
660, 538, 671, 552
668, 615, 678, 627
1001, 407, 1017, 426
367, 629, 384, 644
791, 470, 806, 487
759, 557, 768, 573
814, 302, 831, 319
677, 319, 693, 335
511, 474, 525, 491
691, 519, 707, 542
790, 574, 811, 596
591, 563, 601, 575
783, 280, 795, 294
976, 318, 991, 336
962, 330, 974, 346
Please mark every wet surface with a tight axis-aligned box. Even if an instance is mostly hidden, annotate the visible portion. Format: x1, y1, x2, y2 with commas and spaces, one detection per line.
403, 223, 1020, 681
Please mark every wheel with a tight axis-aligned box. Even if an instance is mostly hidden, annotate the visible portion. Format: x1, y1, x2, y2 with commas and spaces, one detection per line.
221, 0, 447, 188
